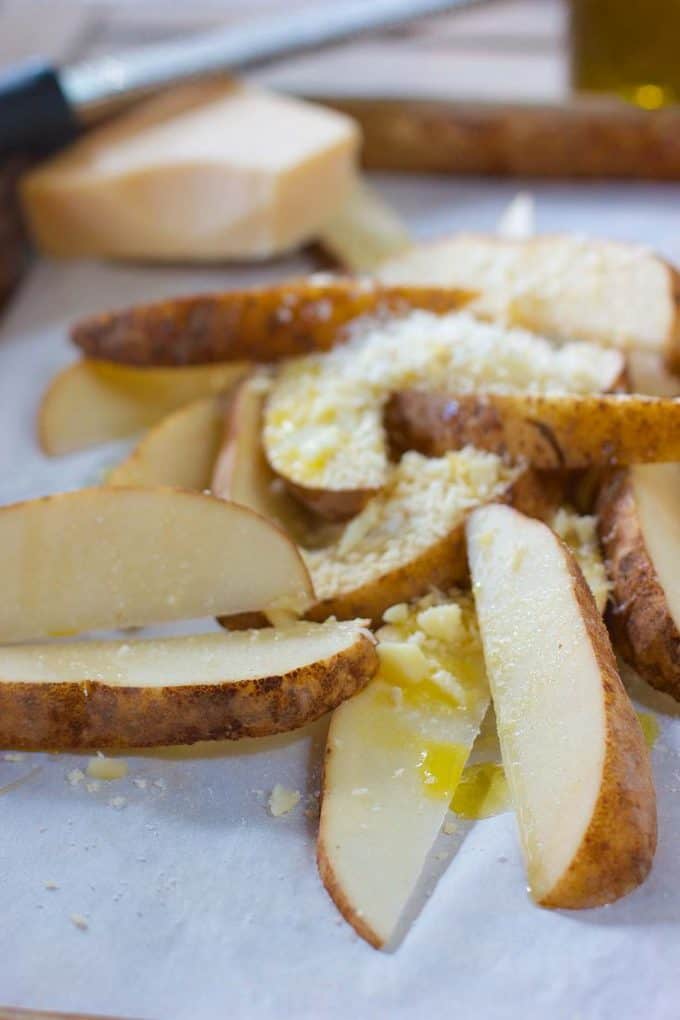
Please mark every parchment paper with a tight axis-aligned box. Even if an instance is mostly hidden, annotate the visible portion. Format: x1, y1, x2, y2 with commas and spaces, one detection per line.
1, 176, 680, 1020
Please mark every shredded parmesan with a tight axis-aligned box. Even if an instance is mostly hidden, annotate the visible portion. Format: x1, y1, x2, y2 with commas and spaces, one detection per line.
304, 449, 518, 602
265, 309, 622, 491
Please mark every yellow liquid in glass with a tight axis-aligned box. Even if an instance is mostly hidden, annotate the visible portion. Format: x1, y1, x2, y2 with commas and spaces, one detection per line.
570, 0, 680, 107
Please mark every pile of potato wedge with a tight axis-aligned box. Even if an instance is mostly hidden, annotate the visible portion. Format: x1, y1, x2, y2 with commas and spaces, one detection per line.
11, 232, 680, 949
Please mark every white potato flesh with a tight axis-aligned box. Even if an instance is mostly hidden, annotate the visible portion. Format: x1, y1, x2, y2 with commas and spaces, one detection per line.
0, 487, 313, 642
319, 594, 489, 948
632, 464, 680, 627
39, 360, 248, 455
466, 504, 605, 900
107, 396, 223, 489
0, 621, 364, 687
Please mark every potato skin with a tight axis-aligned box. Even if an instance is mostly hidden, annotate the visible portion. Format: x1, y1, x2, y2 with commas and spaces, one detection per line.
597, 468, 680, 701
385, 390, 680, 469
539, 545, 657, 908
72, 280, 471, 367
0, 633, 377, 751
285, 479, 378, 523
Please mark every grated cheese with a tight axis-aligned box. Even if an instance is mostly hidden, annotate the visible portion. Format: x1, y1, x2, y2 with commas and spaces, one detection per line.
304, 448, 518, 602
264, 309, 623, 492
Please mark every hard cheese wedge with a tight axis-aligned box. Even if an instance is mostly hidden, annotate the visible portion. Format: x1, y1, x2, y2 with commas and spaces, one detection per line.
21, 80, 359, 260
318, 593, 490, 948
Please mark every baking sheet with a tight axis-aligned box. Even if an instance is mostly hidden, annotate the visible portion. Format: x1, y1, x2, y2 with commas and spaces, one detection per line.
1, 175, 680, 1020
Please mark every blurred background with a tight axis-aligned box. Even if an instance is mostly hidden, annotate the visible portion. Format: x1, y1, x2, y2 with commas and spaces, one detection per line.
1, 1, 565, 102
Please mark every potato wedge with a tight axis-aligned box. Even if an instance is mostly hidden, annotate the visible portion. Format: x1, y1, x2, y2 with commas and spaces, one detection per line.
598, 465, 680, 700
303, 449, 561, 626
378, 232, 680, 361
467, 504, 656, 908
39, 359, 248, 455
0, 620, 376, 750
318, 593, 489, 949
265, 310, 623, 520
211, 375, 333, 548
0, 487, 313, 642
385, 391, 680, 469
71, 279, 471, 367
107, 396, 225, 489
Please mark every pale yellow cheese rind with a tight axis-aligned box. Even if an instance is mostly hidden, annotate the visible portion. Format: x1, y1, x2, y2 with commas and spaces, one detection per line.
21, 80, 360, 260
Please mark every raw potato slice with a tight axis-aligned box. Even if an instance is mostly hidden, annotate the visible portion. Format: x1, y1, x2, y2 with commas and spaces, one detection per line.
467, 504, 656, 908
317, 179, 411, 271
378, 232, 680, 359
0, 487, 313, 642
318, 593, 489, 949
72, 279, 471, 367
551, 507, 609, 615
265, 310, 623, 518
385, 391, 680, 469
107, 396, 225, 489
211, 375, 330, 547
303, 449, 559, 626
21, 80, 359, 261
0, 620, 377, 750
598, 465, 680, 700
628, 351, 680, 398
39, 360, 248, 455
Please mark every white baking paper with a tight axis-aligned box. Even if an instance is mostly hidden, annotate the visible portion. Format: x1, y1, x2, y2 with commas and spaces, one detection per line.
1, 176, 680, 1020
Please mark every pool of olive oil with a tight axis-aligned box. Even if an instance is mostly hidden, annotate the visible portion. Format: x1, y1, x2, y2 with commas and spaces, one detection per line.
451, 762, 511, 820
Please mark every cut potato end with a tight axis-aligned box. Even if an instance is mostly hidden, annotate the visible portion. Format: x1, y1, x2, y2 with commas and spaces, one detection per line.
72, 279, 471, 367
318, 592, 489, 948
264, 310, 623, 506
39, 360, 248, 455
0, 487, 313, 642
212, 375, 337, 548
0, 620, 377, 750
467, 504, 656, 907
385, 391, 680, 469
598, 464, 680, 700
107, 396, 225, 489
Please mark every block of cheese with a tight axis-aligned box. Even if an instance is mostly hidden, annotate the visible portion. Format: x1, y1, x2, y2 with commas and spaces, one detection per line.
21, 80, 360, 260
378, 233, 680, 357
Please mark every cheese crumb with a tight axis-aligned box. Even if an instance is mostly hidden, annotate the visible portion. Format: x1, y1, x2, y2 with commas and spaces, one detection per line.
133, 778, 148, 790
109, 796, 127, 810
66, 768, 85, 787
443, 819, 458, 836
416, 603, 464, 642
70, 914, 88, 931
382, 603, 409, 624
44, 881, 59, 891
4, 752, 25, 762
377, 641, 430, 685
86, 756, 128, 781
268, 785, 301, 817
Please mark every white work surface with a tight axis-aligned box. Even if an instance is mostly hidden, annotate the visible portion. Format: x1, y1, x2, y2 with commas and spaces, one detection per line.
1, 176, 680, 1020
